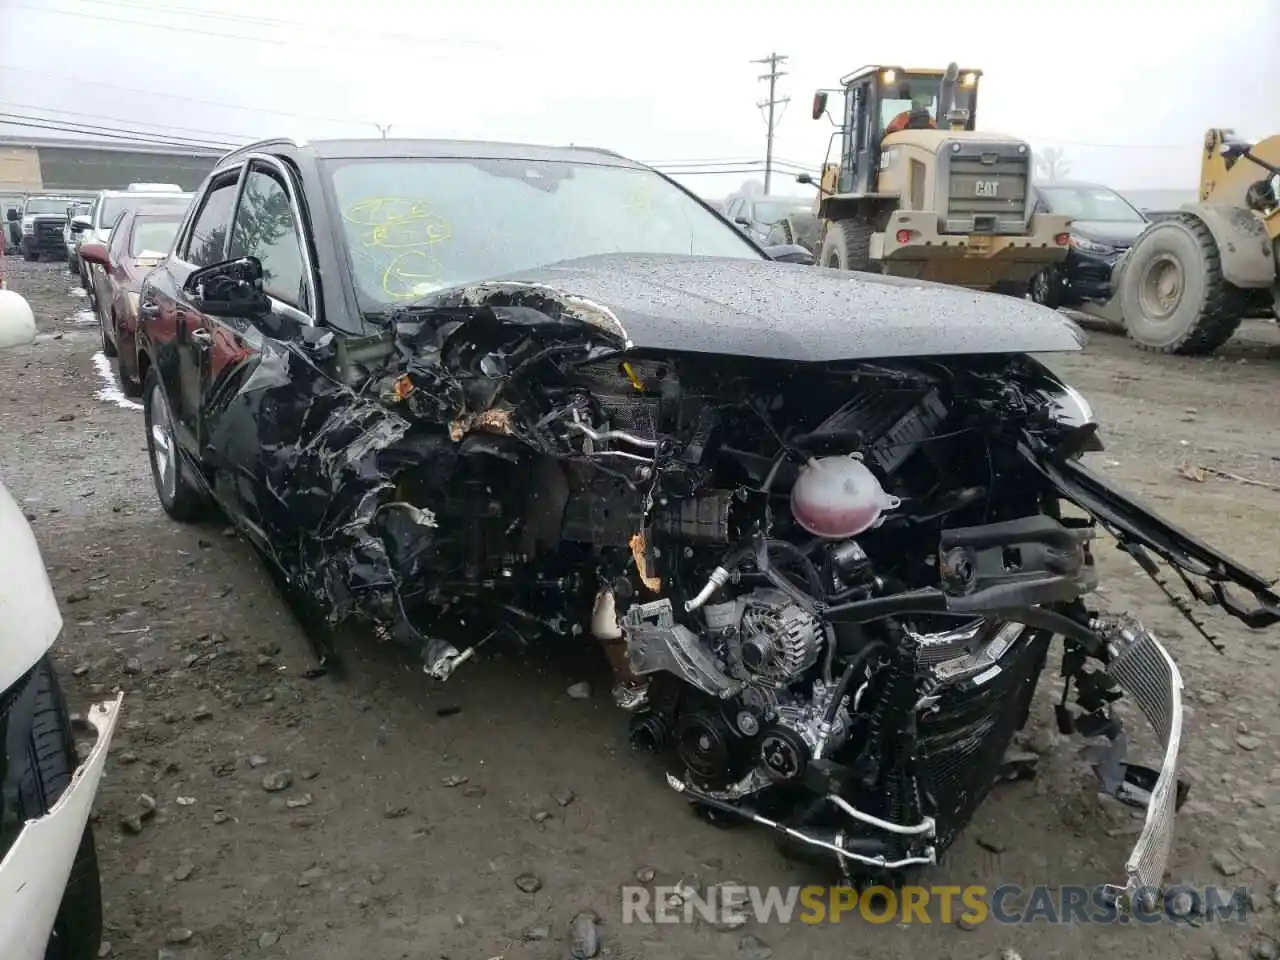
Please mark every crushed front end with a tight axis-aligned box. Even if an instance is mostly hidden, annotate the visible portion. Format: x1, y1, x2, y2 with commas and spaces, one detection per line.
212, 282, 1278, 903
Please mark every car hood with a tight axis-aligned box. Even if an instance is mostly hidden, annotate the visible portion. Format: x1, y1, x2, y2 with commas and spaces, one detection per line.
1070, 219, 1149, 249
454, 253, 1086, 362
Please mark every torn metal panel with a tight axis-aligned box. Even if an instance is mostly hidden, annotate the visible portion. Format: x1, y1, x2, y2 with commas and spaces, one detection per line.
189, 274, 1275, 910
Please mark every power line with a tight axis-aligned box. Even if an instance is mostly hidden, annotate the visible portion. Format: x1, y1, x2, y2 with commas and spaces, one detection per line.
0, 65, 372, 127
0, 101, 256, 145
7, 2, 501, 59
39, 0, 508, 51
751, 52, 789, 193
0, 114, 233, 150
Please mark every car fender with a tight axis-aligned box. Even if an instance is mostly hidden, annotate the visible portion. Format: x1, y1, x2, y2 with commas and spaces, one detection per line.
0, 695, 122, 960
0, 480, 61, 691
1179, 203, 1276, 288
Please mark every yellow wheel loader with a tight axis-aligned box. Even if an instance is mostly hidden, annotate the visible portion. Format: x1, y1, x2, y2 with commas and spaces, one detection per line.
1100, 129, 1280, 354
803, 63, 1071, 293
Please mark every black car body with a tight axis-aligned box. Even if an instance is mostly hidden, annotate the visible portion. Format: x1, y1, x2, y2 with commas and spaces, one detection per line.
134, 137, 1280, 902
1029, 182, 1150, 309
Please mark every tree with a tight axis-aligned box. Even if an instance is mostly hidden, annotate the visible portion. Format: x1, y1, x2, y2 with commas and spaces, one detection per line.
1035, 146, 1071, 183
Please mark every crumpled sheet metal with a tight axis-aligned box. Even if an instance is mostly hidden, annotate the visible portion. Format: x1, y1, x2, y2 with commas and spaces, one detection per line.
422, 281, 631, 346
208, 282, 626, 640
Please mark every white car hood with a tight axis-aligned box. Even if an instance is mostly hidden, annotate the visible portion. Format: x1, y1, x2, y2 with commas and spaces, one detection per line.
0, 696, 122, 960
0, 481, 61, 690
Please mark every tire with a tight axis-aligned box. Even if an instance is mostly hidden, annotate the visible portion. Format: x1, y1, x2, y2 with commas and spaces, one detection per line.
1029, 266, 1061, 308
143, 366, 207, 521
98, 308, 117, 359
67, 253, 79, 274
819, 218, 876, 273
119, 357, 143, 398
0, 656, 104, 960
1118, 212, 1247, 355
23, 246, 38, 262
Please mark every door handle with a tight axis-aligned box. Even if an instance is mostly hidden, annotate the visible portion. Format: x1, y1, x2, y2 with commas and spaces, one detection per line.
191, 328, 212, 347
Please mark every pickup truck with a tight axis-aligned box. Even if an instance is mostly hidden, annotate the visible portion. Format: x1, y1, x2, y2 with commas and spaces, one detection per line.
6, 196, 80, 262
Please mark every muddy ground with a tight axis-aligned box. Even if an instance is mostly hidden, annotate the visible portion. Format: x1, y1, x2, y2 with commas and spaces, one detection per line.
4, 255, 1280, 960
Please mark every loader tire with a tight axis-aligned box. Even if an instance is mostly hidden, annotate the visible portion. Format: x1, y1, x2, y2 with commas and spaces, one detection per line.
1119, 212, 1247, 355
819, 218, 875, 273
0, 655, 104, 960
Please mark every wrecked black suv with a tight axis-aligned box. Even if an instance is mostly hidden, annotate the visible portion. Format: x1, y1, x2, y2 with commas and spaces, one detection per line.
135, 137, 1280, 906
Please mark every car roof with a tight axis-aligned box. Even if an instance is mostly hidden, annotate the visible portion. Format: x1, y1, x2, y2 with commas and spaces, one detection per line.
221, 136, 644, 168
97, 188, 193, 198
1036, 180, 1113, 191
131, 203, 188, 216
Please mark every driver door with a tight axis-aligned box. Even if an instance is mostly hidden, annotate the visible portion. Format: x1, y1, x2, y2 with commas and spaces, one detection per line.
165, 169, 244, 454
198, 157, 315, 530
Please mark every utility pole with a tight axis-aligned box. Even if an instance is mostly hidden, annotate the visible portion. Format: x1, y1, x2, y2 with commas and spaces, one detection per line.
752, 52, 789, 193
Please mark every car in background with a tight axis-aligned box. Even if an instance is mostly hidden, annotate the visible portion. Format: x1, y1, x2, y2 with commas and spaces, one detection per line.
0, 287, 123, 960
1, 196, 24, 249
7, 195, 81, 262
77, 205, 184, 396
63, 200, 93, 273
78, 185, 191, 309
1028, 181, 1151, 309
723, 194, 815, 246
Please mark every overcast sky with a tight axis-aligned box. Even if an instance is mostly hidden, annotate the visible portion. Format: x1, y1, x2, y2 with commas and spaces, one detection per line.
1, 0, 1277, 198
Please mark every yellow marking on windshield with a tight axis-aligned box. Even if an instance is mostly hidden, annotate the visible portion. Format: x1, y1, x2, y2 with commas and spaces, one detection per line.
343, 198, 456, 297
344, 198, 454, 249
381, 248, 447, 300
622, 179, 654, 213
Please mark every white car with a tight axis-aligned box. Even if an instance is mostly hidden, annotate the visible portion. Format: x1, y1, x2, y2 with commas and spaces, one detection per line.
0, 289, 122, 960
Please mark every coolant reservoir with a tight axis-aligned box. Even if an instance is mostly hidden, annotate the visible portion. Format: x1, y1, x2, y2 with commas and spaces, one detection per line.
789, 454, 901, 539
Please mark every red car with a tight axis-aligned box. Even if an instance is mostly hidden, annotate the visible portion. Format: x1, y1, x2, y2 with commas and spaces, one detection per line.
77, 204, 186, 396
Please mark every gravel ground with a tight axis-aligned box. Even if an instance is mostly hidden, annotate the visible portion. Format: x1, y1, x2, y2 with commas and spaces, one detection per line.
4, 256, 1280, 960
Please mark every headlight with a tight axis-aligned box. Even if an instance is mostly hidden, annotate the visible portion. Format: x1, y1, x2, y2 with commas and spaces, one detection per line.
1049, 382, 1095, 428
1069, 235, 1116, 256
20, 218, 34, 235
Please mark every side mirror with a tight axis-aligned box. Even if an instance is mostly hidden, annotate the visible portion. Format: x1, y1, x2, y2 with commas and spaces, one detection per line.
183, 256, 272, 319
0, 290, 37, 350
71, 215, 92, 232
795, 173, 814, 185
734, 215, 751, 226
77, 241, 110, 268
811, 91, 828, 120
5, 209, 17, 222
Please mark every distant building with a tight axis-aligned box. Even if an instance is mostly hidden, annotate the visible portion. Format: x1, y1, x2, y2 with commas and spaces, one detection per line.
0, 135, 223, 196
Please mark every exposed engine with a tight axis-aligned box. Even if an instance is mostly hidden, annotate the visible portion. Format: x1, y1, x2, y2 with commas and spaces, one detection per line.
333, 310, 1123, 883
257, 289, 1277, 896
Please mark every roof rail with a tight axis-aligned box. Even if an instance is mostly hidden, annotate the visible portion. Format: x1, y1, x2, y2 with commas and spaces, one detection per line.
563, 144, 626, 159
217, 137, 299, 164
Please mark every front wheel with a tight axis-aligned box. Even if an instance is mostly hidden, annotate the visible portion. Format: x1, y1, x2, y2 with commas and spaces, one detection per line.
818, 218, 875, 273
1118, 213, 1246, 355
143, 367, 208, 521
0, 656, 104, 960
1029, 266, 1061, 308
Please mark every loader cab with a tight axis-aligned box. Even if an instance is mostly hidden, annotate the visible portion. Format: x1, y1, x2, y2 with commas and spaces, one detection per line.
816, 65, 982, 196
